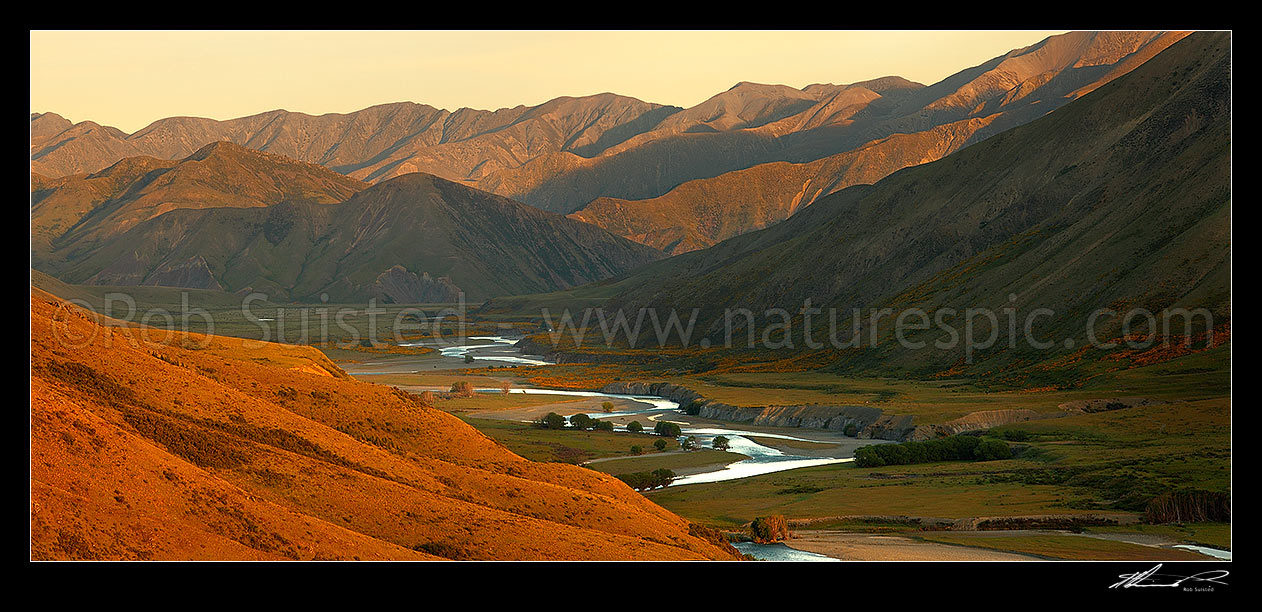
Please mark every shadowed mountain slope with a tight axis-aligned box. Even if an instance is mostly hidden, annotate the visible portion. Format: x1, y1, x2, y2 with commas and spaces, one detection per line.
32, 142, 365, 263
37, 151, 665, 301
567, 31, 1191, 253
491, 31, 1231, 376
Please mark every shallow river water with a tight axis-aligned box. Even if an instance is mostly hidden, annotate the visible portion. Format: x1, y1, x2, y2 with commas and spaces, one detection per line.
355, 336, 855, 486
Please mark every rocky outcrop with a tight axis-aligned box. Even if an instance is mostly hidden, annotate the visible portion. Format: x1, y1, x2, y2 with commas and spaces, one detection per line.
597, 381, 1085, 442
598, 380, 892, 437
369, 265, 462, 304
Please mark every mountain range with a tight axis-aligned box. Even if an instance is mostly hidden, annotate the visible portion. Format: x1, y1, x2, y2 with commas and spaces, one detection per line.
32, 31, 1190, 258
33, 142, 664, 302
492, 31, 1231, 376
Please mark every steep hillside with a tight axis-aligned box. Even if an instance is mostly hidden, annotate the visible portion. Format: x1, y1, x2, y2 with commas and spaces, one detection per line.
32, 142, 364, 263
502, 31, 1231, 376
569, 115, 1000, 253
43, 166, 665, 302
568, 31, 1191, 252
30, 289, 740, 560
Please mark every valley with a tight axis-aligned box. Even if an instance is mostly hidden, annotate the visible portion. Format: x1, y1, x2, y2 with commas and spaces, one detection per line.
30, 29, 1231, 564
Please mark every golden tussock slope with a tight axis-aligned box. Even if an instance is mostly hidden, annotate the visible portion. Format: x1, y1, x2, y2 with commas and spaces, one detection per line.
30, 289, 739, 560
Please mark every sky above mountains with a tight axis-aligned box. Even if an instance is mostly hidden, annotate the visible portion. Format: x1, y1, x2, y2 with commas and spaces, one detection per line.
31, 30, 1063, 133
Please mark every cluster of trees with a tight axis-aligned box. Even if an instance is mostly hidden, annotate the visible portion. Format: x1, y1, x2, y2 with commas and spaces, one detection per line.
853, 435, 1012, 467
654, 422, 682, 437
533, 412, 614, 431
1145, 489, 1231, 523
616, 468, 676, 491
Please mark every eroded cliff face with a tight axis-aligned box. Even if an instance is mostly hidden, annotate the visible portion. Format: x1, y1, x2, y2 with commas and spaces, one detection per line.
598, 381, 895, 439
597, 381, 1075, 442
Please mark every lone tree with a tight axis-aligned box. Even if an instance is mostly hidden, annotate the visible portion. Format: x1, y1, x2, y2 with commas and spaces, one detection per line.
601, 401, 615, 413
680, 435, 697, 451
653, 439, 667, 451
712, 436, 730, 451
499, 381, 512, 394
630, 445, 644, 456
627, 421, 644, 434
749, 515, 789, 543
449, 381, 475, 398
463, 354, 475, 364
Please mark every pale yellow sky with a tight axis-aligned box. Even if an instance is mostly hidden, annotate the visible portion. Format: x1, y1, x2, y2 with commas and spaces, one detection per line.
31, 30, 1066, 134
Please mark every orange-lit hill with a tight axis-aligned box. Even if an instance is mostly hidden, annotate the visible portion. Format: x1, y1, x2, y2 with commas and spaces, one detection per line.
29, 289, 740, 560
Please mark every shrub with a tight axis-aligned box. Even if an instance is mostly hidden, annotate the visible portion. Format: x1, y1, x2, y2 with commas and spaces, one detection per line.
997, 428, 1030, 441
463, 354, 475, 364
653, 439, 667, 451
449, 381, 475, 398
630, 445, 643, 456
749, 515, 789, 543
974, 439, 1013, 461
601, 401, 614, 413
844, 423, 858, 437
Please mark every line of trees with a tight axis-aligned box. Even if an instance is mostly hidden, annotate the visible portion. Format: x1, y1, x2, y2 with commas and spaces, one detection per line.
533, 412, 613, 431
853, 435, 1011, 467
616, 468, 676, 491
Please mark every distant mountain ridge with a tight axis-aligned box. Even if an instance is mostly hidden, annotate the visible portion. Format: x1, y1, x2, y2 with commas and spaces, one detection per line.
567, 31, 1191, 253
495, 31, 1231, 377
33, 32, 1188, 254
33, 143, 664, 301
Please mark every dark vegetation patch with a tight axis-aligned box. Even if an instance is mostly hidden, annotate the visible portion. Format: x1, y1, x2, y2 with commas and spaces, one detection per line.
854, 436, 1011, 467
1145, 489, 1231, 523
